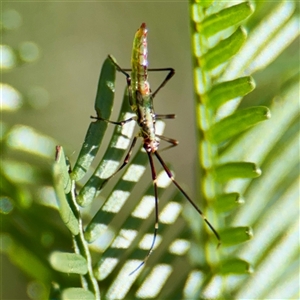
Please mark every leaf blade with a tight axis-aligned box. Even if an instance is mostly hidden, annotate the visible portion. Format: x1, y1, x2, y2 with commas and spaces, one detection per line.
71, 57, 116, 181
208, 106, 271, 144
199, 2, 254, 37
201, 27, 247, 71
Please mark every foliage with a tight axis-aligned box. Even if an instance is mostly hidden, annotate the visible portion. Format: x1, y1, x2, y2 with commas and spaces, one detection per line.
1, 1, 299, 299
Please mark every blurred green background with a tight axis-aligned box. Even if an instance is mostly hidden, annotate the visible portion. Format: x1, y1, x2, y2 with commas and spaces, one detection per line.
2, 2, 197, 299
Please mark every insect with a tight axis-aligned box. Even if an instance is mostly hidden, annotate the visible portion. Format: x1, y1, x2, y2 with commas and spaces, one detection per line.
91, 23, 220, 274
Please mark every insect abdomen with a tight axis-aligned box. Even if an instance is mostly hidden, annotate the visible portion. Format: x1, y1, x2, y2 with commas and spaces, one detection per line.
131, 23, 150, 97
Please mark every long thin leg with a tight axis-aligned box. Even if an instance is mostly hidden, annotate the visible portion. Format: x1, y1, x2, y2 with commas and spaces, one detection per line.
108, 55, 134, 106
108, 55, 130, 78
110, 53, 175, 100
98, 136, 138, 191
155, 114, 178, 151
156, 134, 179, 152
150, 68, 175, 98
154, 151, 221, 246
122, 68, 175, 99
155, 114, 176, 119
129, 150, 159, 275
156, 135, 178, 146
90, 115, 136, 126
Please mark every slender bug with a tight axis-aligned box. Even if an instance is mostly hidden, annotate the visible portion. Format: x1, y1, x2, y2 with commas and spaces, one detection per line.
91, 23, 220, 274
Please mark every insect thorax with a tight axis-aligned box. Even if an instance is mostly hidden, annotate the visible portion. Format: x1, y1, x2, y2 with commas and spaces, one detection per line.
142, 136, 159, 153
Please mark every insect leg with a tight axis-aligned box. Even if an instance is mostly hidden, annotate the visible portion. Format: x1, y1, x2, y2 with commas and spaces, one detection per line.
108, 55, 130, 78
92, 57, 136, 125
98, 136, 138, 191
156, 135, 178, 145
148, 68, 175, 98
90, 115, 136, 126
115, 66, 175, 99
107, 55, 134, 107
154, 151, 221, 246
129, 150, 159, 275
156, 134, 179, 152
155, 115, 178, 150
155, 114, 176, 119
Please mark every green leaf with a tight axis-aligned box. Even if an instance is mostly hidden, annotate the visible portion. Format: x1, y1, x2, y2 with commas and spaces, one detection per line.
205, 76, 255, 109
49, 251, 88, 275
77, 91, 133, 207
54, 145, 71, 193
201, 27, 247, 70
71, 57, 116, 181
219, 258, 253, 274
199, 2, 254, 37
219, 85, 299, 165
220, 226, 253, 245
208, 106, 271, 144
84, 145, 148, 243
62, 288, 95, 300
94, 56, 116, 117
214, 162, 261, 182
71, 122, 106, 182
194, 0, 213, 8
53, 146, 79, 235
214, 192, 244, 213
